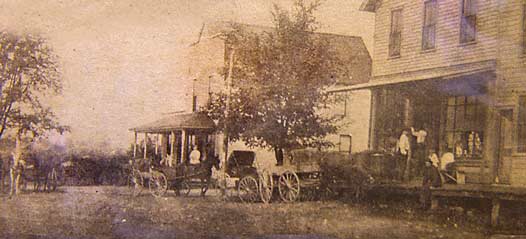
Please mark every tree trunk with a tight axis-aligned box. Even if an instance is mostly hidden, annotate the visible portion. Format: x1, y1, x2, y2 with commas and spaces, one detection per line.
275, 147, 284, 166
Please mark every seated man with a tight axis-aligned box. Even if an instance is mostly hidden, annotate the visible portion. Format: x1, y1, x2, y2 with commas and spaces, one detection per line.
439, 152, 456, 183
189, 145, 201, 165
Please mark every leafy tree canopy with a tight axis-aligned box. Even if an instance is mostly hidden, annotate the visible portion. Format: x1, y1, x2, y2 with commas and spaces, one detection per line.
203, 0, 344, 162
0, 31, 69, 139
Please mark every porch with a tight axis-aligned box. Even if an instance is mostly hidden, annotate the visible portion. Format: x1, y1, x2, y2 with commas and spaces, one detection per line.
367, 179, 526, 227
129, 112, 217, 165
365, 69, 503, 185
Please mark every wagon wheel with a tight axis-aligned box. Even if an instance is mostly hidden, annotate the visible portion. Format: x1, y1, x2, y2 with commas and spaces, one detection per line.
238, 176, 259, 203
258, 171, 273, 204
278, 171, 300, 202
47, 168, 58, 192
149, 172, 168, 198
128, 169, 144, 197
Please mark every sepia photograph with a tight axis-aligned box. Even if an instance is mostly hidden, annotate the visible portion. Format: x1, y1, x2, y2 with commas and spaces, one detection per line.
0, 0, 525, 238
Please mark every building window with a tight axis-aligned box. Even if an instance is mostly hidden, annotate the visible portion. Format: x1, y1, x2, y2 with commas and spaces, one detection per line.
517, 96, 526, 152
422, 0, 438, 50
389, 9, 403, 57
329, 92, 348, 117
339, 134, 352, 152
445, 96, 486, 159
460, 0, 477, 43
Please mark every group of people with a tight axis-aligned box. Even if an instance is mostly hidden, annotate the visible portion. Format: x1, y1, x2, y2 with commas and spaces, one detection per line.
397, 126, 429, 178
395, 125, 458, 210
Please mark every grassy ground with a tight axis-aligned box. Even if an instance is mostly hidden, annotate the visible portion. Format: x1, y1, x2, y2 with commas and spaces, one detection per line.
0, 186, 496, 239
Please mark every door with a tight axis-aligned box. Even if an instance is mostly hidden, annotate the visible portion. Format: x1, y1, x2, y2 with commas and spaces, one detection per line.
496, 109, 513, 184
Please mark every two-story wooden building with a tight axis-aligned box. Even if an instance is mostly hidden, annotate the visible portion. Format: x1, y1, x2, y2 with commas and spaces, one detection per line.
130, 22, 372, 168
332, 0, 526, 186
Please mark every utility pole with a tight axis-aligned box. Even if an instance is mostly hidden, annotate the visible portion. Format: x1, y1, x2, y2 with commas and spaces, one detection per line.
222, 48, 235, 196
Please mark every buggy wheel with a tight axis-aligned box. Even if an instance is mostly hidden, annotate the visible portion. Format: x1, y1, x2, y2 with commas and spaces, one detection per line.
238, 176, 258, 203
149, 172, 168, 198
258, 171, 273, 204
128, 169, 144, 197
278, 171, 300, 202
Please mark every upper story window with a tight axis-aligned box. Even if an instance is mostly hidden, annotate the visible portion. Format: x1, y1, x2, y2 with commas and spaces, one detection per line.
389, 9, 403, 57
422, 0, 438, 50
460, 0, 477, 43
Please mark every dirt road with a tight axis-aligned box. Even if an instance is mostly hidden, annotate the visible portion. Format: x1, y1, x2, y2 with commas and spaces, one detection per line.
0, 186, 488, 239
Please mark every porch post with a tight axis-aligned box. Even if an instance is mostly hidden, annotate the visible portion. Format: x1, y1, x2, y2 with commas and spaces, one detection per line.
403, 97, 413, 181
482, 80, 499, 184
181, 130, 187, 163
403, 97, 413, 127
143, 133, 148, 159
155, 134, 159, 156
170, 131, 175, 157
161, 134, 168, 160
369, 90, 378, 150
133, 131, 137, 158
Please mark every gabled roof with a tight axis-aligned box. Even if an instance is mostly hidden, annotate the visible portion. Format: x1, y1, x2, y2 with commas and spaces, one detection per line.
205, 22, 371, 86
360, 0, 381, 12
130, 112, 215, 133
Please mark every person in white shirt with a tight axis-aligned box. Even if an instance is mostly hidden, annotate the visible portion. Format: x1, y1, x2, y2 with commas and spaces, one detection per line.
412, 126, 428, 177
189, 145, 201, 165
398, 130, 410, 156
411, 127, 427, 144
395, 130, 411, 181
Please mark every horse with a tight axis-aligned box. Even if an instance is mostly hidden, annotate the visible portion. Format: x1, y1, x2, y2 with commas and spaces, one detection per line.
175, 154, 221, 197
21, 154, 59, 192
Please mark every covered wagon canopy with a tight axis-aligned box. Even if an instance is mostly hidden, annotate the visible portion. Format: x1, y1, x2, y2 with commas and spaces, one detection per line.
129, 112, 216, 133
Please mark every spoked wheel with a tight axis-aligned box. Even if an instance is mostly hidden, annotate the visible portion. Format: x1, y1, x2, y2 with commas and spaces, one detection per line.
47, 168, 58, 192
128, 169, 144, 197
278, 171, 300, 203
149, 171, 168, 198
258, 171, 273, 204
238, 176, 259, 203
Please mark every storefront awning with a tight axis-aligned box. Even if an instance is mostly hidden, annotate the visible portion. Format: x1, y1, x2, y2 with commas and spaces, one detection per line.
329, 60, 496, 93
130, 112, 216, 133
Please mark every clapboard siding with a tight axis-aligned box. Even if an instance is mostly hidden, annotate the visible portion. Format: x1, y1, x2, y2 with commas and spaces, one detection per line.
511, 157, 526, 186
496, 0, 526, 106
372, 0, 498, 79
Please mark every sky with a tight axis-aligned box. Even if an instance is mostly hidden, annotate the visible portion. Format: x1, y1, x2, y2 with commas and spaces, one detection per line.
0, 0, 374, 151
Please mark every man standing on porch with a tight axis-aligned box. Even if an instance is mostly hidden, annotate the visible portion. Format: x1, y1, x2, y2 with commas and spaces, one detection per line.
412, 126, 428, 176
397, 129, 411, 180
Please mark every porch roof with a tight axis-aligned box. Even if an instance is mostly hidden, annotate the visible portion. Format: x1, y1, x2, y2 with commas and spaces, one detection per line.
328, 60, 496, 93
130, 112, 216, 133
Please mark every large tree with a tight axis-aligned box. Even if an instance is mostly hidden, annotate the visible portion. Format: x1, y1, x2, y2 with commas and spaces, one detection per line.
204, 0, 345, 164
0, 31, 68, 139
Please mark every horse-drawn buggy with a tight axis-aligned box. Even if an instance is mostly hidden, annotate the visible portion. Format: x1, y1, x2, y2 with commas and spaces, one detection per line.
228, 149, 325, 203
128, 155, 220, 197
